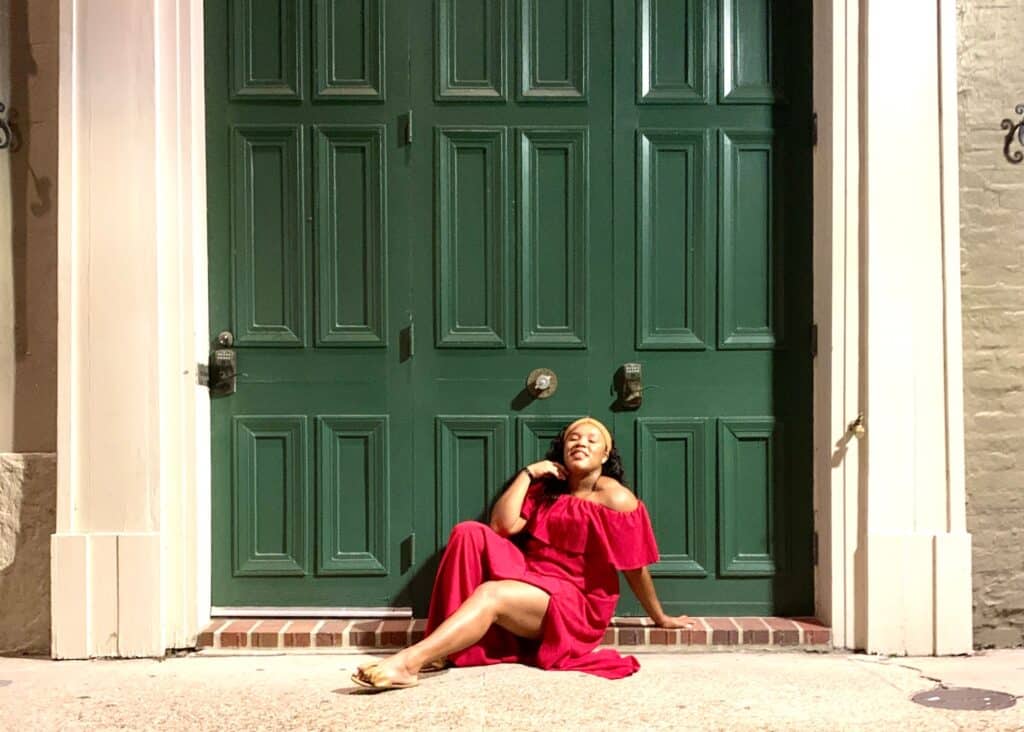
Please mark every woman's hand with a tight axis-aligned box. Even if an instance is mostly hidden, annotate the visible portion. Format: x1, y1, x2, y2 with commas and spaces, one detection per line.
656, 614, 697, 630
526, 460, 568, 481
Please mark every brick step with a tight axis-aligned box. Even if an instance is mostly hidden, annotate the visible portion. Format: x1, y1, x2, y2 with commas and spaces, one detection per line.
197, 616, 830, 651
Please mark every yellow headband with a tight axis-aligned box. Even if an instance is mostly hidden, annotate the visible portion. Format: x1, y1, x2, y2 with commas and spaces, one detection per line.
563, 417, 613, 455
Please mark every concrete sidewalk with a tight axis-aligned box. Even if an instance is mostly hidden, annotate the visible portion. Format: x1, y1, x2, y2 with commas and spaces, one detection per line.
1, 649, 1021, 731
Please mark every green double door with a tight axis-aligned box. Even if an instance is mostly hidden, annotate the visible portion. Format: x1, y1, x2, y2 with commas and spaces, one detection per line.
206, 0, 813, 616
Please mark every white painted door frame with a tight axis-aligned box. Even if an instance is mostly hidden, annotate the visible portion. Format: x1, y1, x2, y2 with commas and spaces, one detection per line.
51, 0, 971, 658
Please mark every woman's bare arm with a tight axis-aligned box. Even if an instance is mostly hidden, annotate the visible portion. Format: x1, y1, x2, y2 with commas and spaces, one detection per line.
489, 460, 567, 536
489, 469, 532, 536
622, 567, 695, 629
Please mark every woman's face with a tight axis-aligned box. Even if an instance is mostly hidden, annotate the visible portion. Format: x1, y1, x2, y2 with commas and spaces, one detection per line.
562, 423, 608, 474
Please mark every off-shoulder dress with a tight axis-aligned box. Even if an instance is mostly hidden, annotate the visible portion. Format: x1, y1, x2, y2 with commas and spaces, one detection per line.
424, 482, 660, 680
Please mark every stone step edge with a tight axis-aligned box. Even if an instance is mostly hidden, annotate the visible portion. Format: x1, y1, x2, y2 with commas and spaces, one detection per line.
197, 616, 830, 650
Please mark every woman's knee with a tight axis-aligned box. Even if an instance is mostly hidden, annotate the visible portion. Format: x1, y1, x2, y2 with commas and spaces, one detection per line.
469, 580, 504, 609
448, 520, 490, 544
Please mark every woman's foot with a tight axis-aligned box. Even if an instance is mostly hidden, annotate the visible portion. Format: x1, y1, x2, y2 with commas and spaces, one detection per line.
353, 652, 420, 689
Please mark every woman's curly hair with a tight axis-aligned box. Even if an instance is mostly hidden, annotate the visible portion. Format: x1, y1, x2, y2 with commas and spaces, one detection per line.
539, 428, 628, 495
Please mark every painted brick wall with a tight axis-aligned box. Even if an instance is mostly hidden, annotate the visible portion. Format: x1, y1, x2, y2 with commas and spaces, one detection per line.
958, 0, 1024, 648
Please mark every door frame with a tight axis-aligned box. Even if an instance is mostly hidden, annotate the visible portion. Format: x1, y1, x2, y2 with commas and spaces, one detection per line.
184, 0, 853, 637
52, 0, 967, 655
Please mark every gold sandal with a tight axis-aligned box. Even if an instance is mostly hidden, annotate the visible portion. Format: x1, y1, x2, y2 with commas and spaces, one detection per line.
350, 663, 420, 691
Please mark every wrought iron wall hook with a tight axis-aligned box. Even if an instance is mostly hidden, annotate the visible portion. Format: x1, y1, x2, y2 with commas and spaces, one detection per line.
0, 102, 12, 151
1003, 103, 1024, 165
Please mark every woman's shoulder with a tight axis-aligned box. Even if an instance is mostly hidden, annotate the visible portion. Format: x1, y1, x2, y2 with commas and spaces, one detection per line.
592, 476, 639, 513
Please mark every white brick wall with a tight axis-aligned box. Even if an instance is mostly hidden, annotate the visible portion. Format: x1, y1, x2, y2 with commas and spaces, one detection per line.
958, 0, 1024, 648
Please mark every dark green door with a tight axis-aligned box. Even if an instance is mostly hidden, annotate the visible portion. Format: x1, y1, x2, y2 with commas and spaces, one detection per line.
206, 0, 813, 616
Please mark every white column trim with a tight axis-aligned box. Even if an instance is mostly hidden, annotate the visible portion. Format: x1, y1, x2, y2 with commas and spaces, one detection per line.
811, 0, 862, 651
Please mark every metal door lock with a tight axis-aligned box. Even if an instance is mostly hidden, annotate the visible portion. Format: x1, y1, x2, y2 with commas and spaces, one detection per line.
207, 330, 237, 397
619, 362, 643, 409
526, 368, 558, 399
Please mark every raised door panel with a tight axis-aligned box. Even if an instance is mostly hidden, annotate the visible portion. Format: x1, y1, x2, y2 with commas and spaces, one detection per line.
718, 418, 783, 577
316, 416, 389, 576
313, 125, 387, 347
231, 125, 306, 346
518, 128, 589, 348
636, 418, 709, 577
233, 416, 308, 576
718, 129, 780, 349
314, 0, 386, 100
637, 0, 709, 104
518, 0, 588, 101
636, 129, 712, 350
436, 417, 512, 542
230, 0, 302, 99
437, 0, 507, 101
720, 0, 775, 103
436, 127, 509, 347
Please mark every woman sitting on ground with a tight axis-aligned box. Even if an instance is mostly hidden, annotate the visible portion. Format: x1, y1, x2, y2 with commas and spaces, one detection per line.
353, 416, 694, 689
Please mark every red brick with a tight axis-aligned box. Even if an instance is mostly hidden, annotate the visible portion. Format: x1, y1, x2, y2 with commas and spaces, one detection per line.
602, 628, 616, 645
252, 620, 287, 648
349, 620, 382, 647
792, 617, 831, 645
283, 619, 318, 648
380, 619, 412, 648
618, 628, 644, 645
219, 619, 259, 648
315, 620, 351, 647
650, 628, 677, 645
705, 617, 738, 645
196, 620, 227, 648
409, 619, 427, 643
736, 617, 771, 645
765, 617, 800, 646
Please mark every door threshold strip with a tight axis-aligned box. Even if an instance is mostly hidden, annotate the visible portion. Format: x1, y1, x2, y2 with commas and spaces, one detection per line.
211, 606, 413, 619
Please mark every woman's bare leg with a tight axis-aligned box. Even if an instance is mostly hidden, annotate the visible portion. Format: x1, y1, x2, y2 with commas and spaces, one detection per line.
358, 580, 550, 685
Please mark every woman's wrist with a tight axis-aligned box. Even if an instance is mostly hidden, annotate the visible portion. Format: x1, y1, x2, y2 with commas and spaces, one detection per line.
522, 465, 535, 480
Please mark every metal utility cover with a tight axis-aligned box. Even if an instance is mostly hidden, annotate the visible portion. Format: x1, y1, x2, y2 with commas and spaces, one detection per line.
911, 687, 1017, 711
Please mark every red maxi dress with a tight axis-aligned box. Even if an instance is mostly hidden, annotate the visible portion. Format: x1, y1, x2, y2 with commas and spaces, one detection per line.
424, 482, 660, 680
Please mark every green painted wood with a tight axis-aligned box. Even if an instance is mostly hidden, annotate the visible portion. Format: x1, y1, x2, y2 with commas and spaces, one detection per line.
518, 128, 589, 348
233, 416, 308, 576
231, 125, 306, 347
637, 0, 709, 104
636, 128, 712, 349
719, 128, 778, 349
518, 0, 588, 100
718, 418, 783, 577
437, 0, 507, 100
314, 0, 385, 100
636, 418, 710, 577
230, 0, 302, 99
435, 416, 512, 542
436, 127, 509, 347
207, 0, 814, 616
612, 0, 813, 616
313, 125, 387, 347
720, 0, 775, 103
316, 416, 389, 575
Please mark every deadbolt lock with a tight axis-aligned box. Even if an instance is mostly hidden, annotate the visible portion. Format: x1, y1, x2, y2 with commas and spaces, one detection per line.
526, 368, 558, 399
